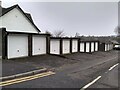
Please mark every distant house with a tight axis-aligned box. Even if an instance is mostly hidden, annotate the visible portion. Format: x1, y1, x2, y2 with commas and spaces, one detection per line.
0, 4, 49, 59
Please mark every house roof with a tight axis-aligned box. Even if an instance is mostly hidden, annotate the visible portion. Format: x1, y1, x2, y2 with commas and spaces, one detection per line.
0, 4, 41, 32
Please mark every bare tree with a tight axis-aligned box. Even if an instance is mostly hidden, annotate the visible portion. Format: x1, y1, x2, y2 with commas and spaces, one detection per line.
53, 30, 65, 37
114, 26, 120, 43
75, 32, 80, 37
114, 26, 120, 36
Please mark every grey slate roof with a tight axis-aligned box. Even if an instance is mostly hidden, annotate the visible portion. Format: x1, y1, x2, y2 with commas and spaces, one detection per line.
0, 4, 40, 32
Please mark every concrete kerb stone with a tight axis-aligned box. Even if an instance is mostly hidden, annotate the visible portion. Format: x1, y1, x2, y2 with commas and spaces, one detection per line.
33, 68, 48, 75
1, 68, 47, 81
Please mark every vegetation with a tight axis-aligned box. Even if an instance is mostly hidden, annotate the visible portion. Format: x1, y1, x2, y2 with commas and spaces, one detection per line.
45, 29, 65, 37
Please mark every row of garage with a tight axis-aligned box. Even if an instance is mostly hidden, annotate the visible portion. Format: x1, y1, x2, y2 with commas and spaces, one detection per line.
99, 43, 114, 52
50, 38, 99, 55
1, 28, 49, 59
7, 34, 48, 59
0, 28, 114, 59
50, 38, 79, 55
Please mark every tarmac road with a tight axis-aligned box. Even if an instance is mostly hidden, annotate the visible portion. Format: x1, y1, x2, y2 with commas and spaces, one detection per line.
2, 50, 119, 89
88, 64, 119, 88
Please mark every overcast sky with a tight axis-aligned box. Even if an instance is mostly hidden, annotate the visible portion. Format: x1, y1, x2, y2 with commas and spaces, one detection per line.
1, 1, 118, 36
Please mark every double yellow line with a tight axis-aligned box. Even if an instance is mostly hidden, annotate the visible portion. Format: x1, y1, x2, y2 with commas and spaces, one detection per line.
0, 71, 55, 87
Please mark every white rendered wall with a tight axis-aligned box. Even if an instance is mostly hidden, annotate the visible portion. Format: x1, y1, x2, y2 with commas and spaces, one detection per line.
80, 43, 84, 52
32, 35, 46, 55
62, 39, 70, 54
95, 42, 98, 51
0, 8, 38, 33
91, 42, 94, 52
8, 34, 28, 59
72, 40, 78, 53
50, 39, 60, 54
86, 42, 90, 52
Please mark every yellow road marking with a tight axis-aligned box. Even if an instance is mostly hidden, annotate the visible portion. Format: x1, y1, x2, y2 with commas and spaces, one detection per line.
0, 68, 47, 80
1, 71, 53, 84
0, 71, 55, 87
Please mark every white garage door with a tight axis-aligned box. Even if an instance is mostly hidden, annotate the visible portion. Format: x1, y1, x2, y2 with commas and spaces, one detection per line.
107, 44, 109, 51
95, 42, 98, 51
86, 42, 90, 52
8, 34, 28, 59
105, 44, 107, 51
80, 42, 84, 52
91, 42, 94, 52
62, 39, 70, 54
32, 35, 46, 55
50, 39, 60, 55
109, 44, 113, 50
72, 40, 78, 53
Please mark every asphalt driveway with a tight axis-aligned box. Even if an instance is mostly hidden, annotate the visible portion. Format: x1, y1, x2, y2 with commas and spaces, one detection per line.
2, 54, 76, 77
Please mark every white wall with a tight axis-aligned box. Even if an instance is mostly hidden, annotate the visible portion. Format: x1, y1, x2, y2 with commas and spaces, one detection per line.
91, 42, 94, 52
72, 40, 78, 53
32, 35, 46, 55
95, 42, 98, 51
80, 42, 84, 52
0, 8, 38, 33
7, 34, 28, 59
62, 39, 70, 54
86, 42, 90, 52
50, 39, 60, 54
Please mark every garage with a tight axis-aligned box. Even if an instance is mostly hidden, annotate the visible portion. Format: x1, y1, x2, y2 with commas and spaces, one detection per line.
95, 42, 98, 51
86, 42, 90, 52
99, 42, 113, 52
107, 43, 113, 51
72, 39, 78, 53
110, 44, 113, 50
50, 39, 60, 55
62, 39, 70, 54
80, 42, 85, 52
32, 35, 46, 55
7, 34, 28, 59
91, 42, 94, 52
105, 44, 108, 51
